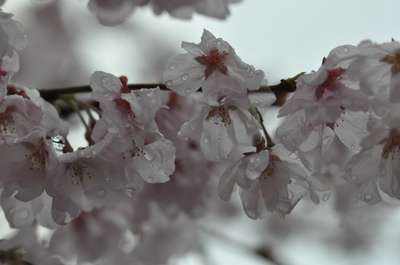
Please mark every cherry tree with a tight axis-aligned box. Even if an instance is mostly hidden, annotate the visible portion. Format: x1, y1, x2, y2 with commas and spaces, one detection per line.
0, 1, 399, 265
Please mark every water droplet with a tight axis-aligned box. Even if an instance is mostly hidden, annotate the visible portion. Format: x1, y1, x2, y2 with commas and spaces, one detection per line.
343, 47, 349, 52
215, 155, 221, 160
255, 157, 261, 162
351, 175, 357, 181
281, 135, 287, 141
149, 163, 153, 168
185, 88, 192, 93
144, 152, 154, 161
169, 63, 177, 70
201, 76, 206, 81
364, 194, 372, 201
341, 139, 345, 144
147, 176, 155, 183
52, 135, 66, 152
351, 145, 355, 149
203, 137, 209, 143
96, 189, 106, 198
181, 73, 189, 81
191, 63, 195, 67
165, 80, 172, 87
322, 194, 330, 201
91, 149, 97, 155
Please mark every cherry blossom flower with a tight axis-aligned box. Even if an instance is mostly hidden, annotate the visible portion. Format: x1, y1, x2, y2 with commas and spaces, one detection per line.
278, 52, 369, 126
0, 128, 59, 202
162, 29, 264, 97
343, 107, 400, 205
178, 95, 262, 161
348, 39, 400, 106
0, 94, 44, 138
45, 143, 127, 225
9, 86, 70, 137
219, 143, 330, 219
90, 71, 162, 144
0, 11, 27, 59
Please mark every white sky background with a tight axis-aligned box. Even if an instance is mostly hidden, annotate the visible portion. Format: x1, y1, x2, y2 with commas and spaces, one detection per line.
2, 1, 400, 265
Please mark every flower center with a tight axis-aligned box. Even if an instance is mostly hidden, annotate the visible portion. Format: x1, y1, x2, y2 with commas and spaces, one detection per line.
380, 50, 400, 75
205, 105, 232, 126
26, 140, 48, 171
315, 68, 347, 100
381, 129, 400, 159
0, 110, 15, 134
70, 161, 91, 184
195, 49, 229, 78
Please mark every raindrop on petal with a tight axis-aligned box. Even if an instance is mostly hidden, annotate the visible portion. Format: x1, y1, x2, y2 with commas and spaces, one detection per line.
52, 135, 66, 152
169, 64, 177, 70
203, 137, 209, 143
147, 176, 155, 183
165, 80, 172, 87
364, 194, 372, 201
181, 73, 189, 81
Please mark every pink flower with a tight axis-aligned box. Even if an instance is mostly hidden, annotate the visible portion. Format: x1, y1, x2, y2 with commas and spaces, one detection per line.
219, 143, 330, 219
162, 29, 264, 97
178, 96, 262, 161
90, 71, 162, 143
45, 144, 127, 225
0, 94, 43, 137
344, 108, 400, 205
0, 11, 27, 58
278, 56, 369, 126
348, 39, 400, 105
0, 128, 59, 202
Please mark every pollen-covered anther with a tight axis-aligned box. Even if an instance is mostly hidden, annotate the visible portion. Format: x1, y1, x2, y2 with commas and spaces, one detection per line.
28, 142, 48, 171
380, 50, 400, 75
70, 161, 90, 184
195, 48, 229, 78
124, 146, 145, 159
0, 111, 15, 134
380, 129, 400, 160
258, 154, 280, 181
206, 105, 232, 126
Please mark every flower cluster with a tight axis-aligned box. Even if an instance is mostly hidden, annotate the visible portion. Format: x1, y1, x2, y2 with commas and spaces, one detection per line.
1, 5, 400, 265
87, 0, 240, 26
